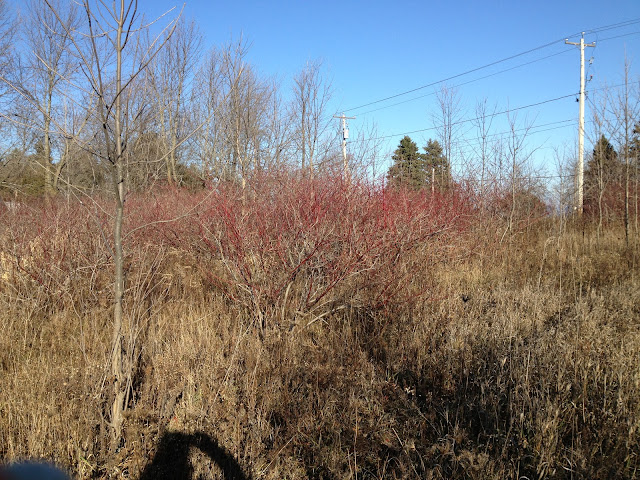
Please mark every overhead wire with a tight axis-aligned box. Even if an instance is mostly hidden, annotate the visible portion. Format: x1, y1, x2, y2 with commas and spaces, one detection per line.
457, 119, 577, 148
584, 18, 640, 35
370, 94, 577, 141
357, 49, 573, 117
596, 30, 640, 42
343, 17, 640, 114
343, 37, 567, 112
357, 29, 639, 118
362, 80, 638, 144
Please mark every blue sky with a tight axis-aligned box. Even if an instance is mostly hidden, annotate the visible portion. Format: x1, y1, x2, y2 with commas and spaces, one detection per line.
147, 0, 639, 179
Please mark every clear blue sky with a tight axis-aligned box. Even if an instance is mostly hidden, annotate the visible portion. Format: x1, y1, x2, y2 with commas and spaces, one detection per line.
147, 0, 639, 179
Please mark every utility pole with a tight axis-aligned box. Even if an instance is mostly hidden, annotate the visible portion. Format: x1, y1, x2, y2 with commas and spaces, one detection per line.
334, 113, 355, 181
566, 32, 595, 215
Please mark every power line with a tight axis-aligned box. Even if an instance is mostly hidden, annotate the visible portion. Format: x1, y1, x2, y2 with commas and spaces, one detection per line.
356, 30, 640, 119
456, 119, 578, 149
596, 30, 640, 42
344, 39, 565, 112
585, 18, 640, 35
357, 49, 573, 117
371, 94, 576, 141
343, 17, 640, 114
365, 80, 638, 143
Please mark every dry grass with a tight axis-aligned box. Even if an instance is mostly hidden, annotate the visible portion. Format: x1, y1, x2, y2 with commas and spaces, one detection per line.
0, 191, 639, 479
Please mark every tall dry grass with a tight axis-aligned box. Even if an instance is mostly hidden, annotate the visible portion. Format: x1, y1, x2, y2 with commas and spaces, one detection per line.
0, 178, 638, 479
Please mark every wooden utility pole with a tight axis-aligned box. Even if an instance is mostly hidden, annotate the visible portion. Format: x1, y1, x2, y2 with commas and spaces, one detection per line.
334, 113, 355, 181
566, 33, 595, 215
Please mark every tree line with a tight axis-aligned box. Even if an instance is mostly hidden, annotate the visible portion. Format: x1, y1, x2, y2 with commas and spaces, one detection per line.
0, 0, 357, 199
0, 0, 638, 227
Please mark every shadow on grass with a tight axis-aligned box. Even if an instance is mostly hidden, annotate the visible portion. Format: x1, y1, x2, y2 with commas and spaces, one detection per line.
139, 431, 250, 480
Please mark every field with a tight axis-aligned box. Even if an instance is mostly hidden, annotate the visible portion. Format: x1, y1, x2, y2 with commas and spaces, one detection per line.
0, 176, 639, 479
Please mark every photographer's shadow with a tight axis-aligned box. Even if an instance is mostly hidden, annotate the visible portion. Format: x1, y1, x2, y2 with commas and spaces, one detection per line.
139, 431, 250, 480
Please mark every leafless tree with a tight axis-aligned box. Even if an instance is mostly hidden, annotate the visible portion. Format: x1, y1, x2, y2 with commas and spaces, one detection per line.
471, 97, 497, 205
147, 18, 202, 185
190, 41, 276, 184
262, 81, 292, 171
0, 0, 17, 194
502, 109, 537, 240
609, 57, 640, 245
18, 0, 79, 196
551, 144, 577, 233
190, 46, 225, 179
434, 83, 464, 184
214, 40, 281, 189
292, 59, 332, 176
38, 0, 180, 450
586, 90, 610, 236
348, 120, 383, 179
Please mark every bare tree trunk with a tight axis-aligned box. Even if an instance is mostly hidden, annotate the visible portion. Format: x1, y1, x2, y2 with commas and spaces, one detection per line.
43, 86, 54, 196
301, 101, 306, 172
621, 58, 631, 247
597, 148, 604, 238
473, 98, 496, 212
632, 150, 638, 274
52, 140, 68, 191
109, 2, 127, 449
82, 0, 177, 450
43, 122, 53, 195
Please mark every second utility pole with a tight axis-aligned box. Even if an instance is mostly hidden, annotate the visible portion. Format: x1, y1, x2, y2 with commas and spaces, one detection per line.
334, 113, 355, 182
566, 32, 595, 215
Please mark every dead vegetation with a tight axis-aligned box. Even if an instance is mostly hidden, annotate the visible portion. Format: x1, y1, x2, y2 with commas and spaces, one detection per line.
0, 181, 638, 479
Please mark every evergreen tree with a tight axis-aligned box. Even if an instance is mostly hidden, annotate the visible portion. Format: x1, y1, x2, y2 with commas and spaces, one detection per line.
387, 136, 426, 189
387, 136, 452, 190
584, 134, 624, 217
422, 139, 451, 190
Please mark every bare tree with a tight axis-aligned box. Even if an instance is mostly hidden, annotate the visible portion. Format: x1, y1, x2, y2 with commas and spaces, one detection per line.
551, 144, 577, 234
0, 0, 17, 194
434, 83, 464, 185
190, 46, 225, 179
19, 0, 79, 196
218, 39, 249, 186
214, 40, 280, 189
502, 109, 537, 240
586, 90, 611, 235
39, 0, 180, 450
190, 42, 278, 184
471, 97, 497, 206
292, 60, 332, 176
610, 57, 640, 246
148, 18, 202, 185
262, 81, 291, 171
349, 120, 383, 179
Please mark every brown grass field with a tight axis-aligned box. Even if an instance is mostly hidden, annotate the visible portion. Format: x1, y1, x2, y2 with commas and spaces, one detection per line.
0, 181, 638, 479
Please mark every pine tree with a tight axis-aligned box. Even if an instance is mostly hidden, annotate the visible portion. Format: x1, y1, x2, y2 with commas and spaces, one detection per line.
584, 134, 624, 218
422, 139, 451, 190
387, 136, 426, 189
